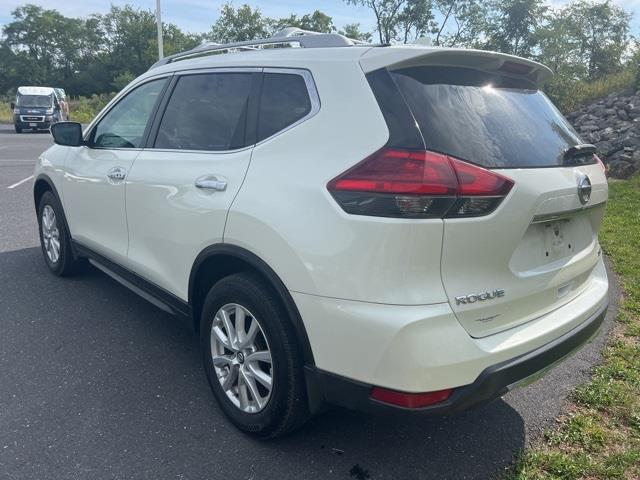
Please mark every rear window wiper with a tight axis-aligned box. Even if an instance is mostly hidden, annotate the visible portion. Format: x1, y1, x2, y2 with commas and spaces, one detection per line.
563, 143, 597, 164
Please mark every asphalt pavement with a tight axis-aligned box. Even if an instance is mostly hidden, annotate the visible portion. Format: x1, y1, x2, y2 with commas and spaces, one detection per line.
0, 122, 620, 480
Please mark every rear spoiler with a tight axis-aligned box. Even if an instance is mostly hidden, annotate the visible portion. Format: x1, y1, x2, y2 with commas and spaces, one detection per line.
359, 47, 553, 86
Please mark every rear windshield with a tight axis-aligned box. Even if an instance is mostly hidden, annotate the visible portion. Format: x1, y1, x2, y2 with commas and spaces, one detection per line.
390, 67, 587, 168
17, 94, 53, 108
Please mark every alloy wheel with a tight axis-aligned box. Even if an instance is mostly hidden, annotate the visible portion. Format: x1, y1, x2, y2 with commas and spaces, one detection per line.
210, 303, 273, 413
41, 205, 60, 264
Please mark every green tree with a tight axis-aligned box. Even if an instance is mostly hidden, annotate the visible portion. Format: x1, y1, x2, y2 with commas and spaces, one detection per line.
96, 5, 157, 77
2, 4, 83, 86
345, 0, 406, 44
345, 0, 435, 44
432, 0, 487, 47
630, 42, 640, 90
272, 10, 336, 34
397, 0, 434, 43
112, 71, 136, 90
563, 0, 631, 79
535, 11, 582, 76
0, 42, 19, 93
159, 24, 202, 57
338, 23, 372, 41
209, 3, 269, 42
483, 0, 548, 57
0, 3, 201, 96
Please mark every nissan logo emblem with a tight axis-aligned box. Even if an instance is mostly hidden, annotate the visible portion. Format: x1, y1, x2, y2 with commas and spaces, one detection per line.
577, 174, 592, 205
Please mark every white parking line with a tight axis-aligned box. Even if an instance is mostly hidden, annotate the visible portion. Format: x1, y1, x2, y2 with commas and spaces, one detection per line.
7, 175, 34, 189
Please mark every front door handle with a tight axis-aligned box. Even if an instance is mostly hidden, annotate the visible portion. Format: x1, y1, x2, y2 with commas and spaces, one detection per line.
195, 176, 227, 192
107, 167, 127, 181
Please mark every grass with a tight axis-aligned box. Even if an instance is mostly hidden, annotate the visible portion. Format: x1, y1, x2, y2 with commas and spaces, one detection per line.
0, 101, 12, 123
502, 174, 640, 480
67, 93, 116, 124
549, 69, 637, 114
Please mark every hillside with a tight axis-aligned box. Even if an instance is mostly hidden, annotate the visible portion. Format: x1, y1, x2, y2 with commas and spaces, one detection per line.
567, 88, 640, 178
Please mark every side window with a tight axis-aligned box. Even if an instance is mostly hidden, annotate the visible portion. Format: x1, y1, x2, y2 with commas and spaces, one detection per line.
257, 72, 312, 142
92, 78, 166, 149
154, 73, 253, 151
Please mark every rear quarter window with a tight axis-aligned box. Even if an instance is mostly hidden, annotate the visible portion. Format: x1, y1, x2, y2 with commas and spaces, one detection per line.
388, 66, 585, 168
257, 72, 312, 142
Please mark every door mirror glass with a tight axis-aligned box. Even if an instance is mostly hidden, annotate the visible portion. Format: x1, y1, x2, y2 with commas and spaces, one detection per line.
10, 102, 15, 110
51, 122, 83, 147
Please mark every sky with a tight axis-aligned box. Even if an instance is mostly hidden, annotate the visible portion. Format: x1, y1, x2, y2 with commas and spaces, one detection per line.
0, 0, 638, 35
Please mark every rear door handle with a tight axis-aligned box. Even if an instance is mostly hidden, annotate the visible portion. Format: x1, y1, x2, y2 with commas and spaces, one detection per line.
107, 166, 127, 181
195, 176, 227, 192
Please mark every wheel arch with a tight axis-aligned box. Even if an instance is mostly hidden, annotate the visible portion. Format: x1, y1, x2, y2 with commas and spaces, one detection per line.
33, 174, 77, 259
33, 174, 59, 213
189, 244, 315, 366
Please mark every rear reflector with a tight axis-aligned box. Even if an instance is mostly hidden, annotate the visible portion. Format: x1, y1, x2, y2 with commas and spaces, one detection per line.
328, 148, 514, 219
449, 158, 514, 196
595, 154, 608, 176
371, 386, 454, 408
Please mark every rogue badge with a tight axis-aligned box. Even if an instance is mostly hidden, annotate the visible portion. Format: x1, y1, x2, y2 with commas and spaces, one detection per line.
456, 289, 505, 306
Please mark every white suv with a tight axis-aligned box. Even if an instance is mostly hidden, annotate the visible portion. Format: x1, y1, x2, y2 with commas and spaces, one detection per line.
35, 29, 609, 438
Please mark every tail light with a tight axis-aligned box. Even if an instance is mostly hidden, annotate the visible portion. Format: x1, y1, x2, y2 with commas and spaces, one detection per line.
327, 148, 514, 219
595, 154, 608, 176
371, 386, 454, 408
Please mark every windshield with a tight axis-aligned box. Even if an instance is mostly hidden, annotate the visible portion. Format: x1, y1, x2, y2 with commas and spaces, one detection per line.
390, 67, 588, 168
17, 94, 53, 108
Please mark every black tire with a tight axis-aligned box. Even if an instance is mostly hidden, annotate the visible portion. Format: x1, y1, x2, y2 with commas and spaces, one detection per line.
37, 191, 85, 276
200, 272, 309, 438
14, 126, 22, 133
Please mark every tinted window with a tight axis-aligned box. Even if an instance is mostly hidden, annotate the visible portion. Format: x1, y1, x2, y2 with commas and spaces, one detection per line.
257, 73, 312, 142
155, 73, 252, 151
93, 79, 166, 149
389, 67, 585, 168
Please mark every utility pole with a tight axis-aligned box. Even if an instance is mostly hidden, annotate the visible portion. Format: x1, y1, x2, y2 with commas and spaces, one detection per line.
156, 0, 164, 60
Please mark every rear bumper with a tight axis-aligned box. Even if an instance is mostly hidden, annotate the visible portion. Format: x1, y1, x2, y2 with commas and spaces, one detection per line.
306, 300, 607, 414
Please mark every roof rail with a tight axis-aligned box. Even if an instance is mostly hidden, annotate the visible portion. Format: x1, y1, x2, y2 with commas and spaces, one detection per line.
149, 28, 367, 70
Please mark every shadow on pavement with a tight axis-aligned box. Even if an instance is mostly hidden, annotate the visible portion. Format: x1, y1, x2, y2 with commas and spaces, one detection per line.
0, 128, 50, 135
0, 247, 524, 480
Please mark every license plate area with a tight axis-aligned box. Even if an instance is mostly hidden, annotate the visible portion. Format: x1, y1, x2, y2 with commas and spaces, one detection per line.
29, 123, 38, 127
544, 219, 573, 260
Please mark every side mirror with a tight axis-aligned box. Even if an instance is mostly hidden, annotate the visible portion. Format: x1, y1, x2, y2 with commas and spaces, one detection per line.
10, 102, 15, 110
51, 122, 83, 147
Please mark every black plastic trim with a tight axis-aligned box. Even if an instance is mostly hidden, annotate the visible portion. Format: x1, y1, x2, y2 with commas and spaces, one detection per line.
73, 241, 191, 318
306, 301, 608, 415
188, 244, 315, 366
71, 241, 315, 368
365, 68, 425, 150
244, 71, 262, 147
142, 75, 177, 149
